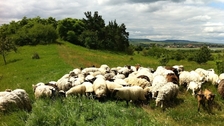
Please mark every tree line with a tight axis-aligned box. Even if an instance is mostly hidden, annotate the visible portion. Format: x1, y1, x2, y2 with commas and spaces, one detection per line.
0, 11, 132, 64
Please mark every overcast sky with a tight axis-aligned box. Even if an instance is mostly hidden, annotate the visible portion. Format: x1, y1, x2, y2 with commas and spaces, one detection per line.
1, 0, 224, 43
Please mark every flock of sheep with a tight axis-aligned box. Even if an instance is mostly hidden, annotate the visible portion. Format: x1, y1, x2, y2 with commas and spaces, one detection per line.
1, 64, 224, 113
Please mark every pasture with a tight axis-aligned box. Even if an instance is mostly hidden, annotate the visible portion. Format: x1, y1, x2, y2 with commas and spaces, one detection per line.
0, 41, 224, 126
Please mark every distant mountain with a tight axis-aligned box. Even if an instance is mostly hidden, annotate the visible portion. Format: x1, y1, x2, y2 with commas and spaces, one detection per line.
129, 38, 152, 42
129, 38, 197, 43
163, 40, 196, 43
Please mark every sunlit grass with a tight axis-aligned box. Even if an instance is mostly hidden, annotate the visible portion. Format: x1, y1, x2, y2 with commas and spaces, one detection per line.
0, 41, 224, 125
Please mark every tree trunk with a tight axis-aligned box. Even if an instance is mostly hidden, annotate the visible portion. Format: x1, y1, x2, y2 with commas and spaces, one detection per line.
2, 51, 7, 65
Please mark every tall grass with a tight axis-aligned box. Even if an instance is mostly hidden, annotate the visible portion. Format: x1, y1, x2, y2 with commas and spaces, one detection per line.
26, 97, 161, 126
0, 41, 224, 126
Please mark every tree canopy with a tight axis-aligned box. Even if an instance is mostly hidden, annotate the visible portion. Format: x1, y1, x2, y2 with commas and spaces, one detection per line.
0, 11, 130, 53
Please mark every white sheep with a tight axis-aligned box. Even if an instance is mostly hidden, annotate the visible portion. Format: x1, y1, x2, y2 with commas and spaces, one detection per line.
207, 72, 219, 86
150, 75, 167, 98
106, 81, 123, 96
114, 78, 130, 87
195, 68, 209, 81
187, 81, 202, 95
113, 86, 147, 106
92, 77, 108, 99
219, 73, 224, 80
124, 77, 151, 89
81, 67, 98, 75
66, 85, 86, 97
56, 74, 72, 91
0, 89, 12, 97
155, 82, 179, 108
179, 70, 205, 87
81, 82, 94, 97
33, 84, 56, 99
0, 89, 32, 112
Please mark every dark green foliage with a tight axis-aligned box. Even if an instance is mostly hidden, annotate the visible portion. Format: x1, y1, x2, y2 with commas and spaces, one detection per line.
1, 13, 130, 53
0, 24, 17, 65
194, 46, 212, 64
57, 18, 84, 45
159, 53, 169, 66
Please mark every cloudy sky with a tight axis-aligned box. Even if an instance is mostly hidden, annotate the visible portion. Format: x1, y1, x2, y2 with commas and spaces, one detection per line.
1, 0, 224, 43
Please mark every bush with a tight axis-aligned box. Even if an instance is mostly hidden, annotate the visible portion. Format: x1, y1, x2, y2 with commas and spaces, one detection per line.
32, 53, 40, 59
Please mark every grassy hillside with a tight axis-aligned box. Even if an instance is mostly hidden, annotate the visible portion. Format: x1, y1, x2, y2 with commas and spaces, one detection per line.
0, 41, 224, 126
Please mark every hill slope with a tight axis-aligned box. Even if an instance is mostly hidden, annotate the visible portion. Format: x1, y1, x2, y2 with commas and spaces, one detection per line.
0, 42, 223, 126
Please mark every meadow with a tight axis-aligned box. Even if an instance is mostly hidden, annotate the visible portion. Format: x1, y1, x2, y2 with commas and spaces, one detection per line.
0, 41, 224, 126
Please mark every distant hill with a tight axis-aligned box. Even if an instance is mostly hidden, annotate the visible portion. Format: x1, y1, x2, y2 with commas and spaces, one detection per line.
129, 38, 196, 43
163, 39, 196, 43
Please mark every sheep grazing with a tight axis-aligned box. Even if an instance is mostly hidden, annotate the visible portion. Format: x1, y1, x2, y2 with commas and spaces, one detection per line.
155, 82, 179, 108
66, 85, 86, 97
92, 77, 108, 99
56, 74, 72, 91
151, 75, 167, 98
81, 82, 94, 98
179, 70, 205, 87
218, 79, 224, 99
33, 83, 57, 99
207, 72, 219, 86
113, 86, 147, 106
187, 81, 202, 96
124, 76, 151, 89
106, 81, 123, 97
0, 89, 32, 112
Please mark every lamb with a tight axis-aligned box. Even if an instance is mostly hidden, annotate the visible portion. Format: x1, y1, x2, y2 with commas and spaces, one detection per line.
187, 81, 202, 95
92, 77, 108, 99
218, 79, 224, 99
112, 86, 147, 106
155, 82, 179, 108
33, 84, 57, 99
65, 85, 86, 97
0, 89, 32, 112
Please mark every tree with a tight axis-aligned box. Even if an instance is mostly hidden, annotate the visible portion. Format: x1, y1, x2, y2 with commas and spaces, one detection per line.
57, 18, 84, 45
194, 46, 212, 64
159, 53, 169, 66
0, 24, 17, 65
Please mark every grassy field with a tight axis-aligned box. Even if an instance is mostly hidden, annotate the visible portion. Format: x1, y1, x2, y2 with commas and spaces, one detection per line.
0, 41, 224, 126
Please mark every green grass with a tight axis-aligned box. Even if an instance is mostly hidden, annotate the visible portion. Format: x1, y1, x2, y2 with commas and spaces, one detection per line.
0, 41, 224, 126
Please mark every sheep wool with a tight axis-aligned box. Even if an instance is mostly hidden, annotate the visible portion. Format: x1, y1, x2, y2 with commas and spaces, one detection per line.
113, 86, 146, 105
155, 82, 179, 108
0, 89, 32, 112
66, 85, 86, 97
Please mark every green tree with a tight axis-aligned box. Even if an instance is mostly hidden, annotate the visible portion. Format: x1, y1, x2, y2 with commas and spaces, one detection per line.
0, 24, 17, 65
57, 18, 84, 45
81, 11, 105, 49
159, 53, 169, 66
194, 46, 212, 64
